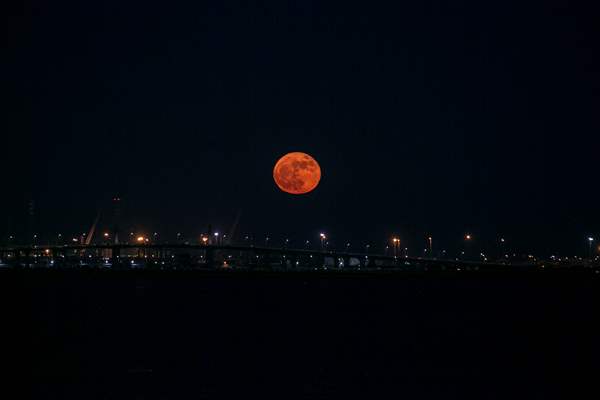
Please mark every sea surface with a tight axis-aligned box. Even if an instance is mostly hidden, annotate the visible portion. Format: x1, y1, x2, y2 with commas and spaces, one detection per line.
7, 269, 599, 399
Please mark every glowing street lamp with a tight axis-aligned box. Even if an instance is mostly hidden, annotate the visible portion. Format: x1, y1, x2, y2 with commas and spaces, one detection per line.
463, 234, 472, 260
427, 236, 433, 256
588, 237, 594, 259
498, 237, 506, 260
319, 233, 326, 250
391, 237, 400, 258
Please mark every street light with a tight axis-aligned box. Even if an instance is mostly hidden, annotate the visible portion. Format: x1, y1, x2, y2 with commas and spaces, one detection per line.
319, 233, 326, 250
464, 234, 472, 260
391, 237, 400, 258
588, 237, 594, 259
427, 236, 432, 256
498, 238, 506, 260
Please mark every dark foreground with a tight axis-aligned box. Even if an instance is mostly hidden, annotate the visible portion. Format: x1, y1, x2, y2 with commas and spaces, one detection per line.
8, 269, 600, 399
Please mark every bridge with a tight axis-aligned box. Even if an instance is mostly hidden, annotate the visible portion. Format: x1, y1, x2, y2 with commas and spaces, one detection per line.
0, 243, 563, 272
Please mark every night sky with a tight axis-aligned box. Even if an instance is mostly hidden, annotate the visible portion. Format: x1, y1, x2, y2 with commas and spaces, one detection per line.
4, 0, 600, 256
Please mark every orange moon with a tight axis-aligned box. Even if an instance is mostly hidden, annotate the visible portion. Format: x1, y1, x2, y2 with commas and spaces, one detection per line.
273, 152, 321, 195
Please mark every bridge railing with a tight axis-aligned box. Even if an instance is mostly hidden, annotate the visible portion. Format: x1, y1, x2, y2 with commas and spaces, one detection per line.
0, 243, 565, 272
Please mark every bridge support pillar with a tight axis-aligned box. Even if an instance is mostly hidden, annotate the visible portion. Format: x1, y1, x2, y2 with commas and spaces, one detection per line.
343, 256, 351, 269
206, 247, 215, 268
367, 257, 376, 269
111, 246, 121, 268
317, 255, 325, 269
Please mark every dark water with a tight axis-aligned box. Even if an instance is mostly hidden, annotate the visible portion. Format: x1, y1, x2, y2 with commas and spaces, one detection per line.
8, 270, 599, 399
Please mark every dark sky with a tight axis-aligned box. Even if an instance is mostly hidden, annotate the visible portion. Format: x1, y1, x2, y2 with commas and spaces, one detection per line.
3, 0, 600, 256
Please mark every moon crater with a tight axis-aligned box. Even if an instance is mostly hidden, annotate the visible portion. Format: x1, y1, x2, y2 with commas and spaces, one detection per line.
273, 152, 321, 195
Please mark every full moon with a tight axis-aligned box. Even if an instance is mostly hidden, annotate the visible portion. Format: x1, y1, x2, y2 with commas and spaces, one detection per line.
273, 152, 321, 195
